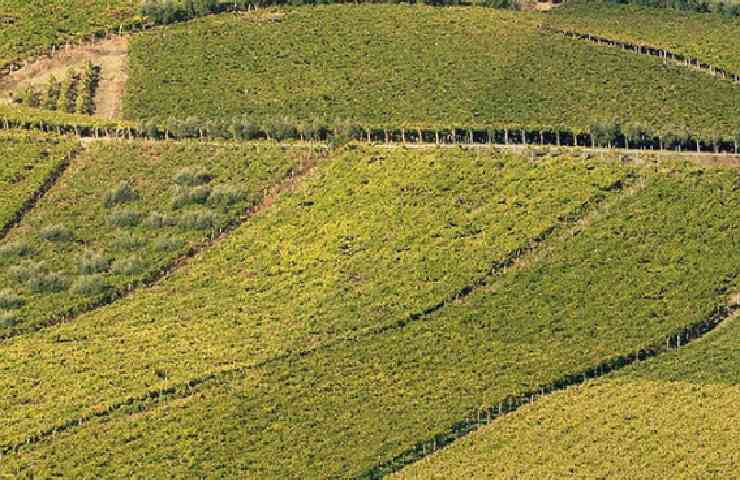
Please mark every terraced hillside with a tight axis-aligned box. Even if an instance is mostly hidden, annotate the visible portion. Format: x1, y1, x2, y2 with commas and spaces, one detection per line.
0, 129, 77, 233
0, 140, 304, 338
123, 5, 740, 136
1, 158, 738, 477
546, 1, 740, 73
394, 299, 740, 479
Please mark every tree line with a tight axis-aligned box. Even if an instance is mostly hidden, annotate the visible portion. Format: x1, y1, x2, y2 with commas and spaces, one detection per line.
600, 0, 740, 17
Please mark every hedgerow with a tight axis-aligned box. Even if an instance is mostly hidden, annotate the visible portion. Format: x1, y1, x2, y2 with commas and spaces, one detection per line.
0, 147, 628, 450
1, 162, 738, 477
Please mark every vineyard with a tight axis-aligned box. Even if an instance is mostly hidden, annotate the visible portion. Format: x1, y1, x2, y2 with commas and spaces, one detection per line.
0, 130, 77, 233
393, 304, 740, 478
123, 5, 740, 137
0, 0, 738, 477
0, 161, 737, 477
0, 140, 300, 338
546, 0, 740, 73
0, 148, 628, 451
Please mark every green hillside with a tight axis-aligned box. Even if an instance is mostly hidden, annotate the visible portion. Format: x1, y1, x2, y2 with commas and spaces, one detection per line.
0, 139, 301, 338
393, 304, 740, 479
0, 130, 77, 232
1, 161, 738, 477
123, 5, 740, 136
547, 1, 740, 73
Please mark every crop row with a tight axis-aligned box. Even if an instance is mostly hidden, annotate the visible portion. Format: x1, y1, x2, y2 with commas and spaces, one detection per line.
546, 1, 740, 73
0, 139, 301, 338
394, 296, 740, 479
0, 130, 78, 234
0, 147, 628, 449
122, 5, 740, 136
0, 162, 737, 477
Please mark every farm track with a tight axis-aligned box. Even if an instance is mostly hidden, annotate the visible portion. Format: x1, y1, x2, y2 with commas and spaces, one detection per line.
0, 147, 80, 242
0, 143, 327, 344
1, 171, 637, 458
540, 25, 740, 85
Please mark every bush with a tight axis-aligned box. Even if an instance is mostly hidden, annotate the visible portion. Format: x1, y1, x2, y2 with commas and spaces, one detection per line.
0, 241, 33, 259
0, 290, 25, 309
154, 236, 185, 252
0, 311, 18, 329
208, 184, 245, 208
8, 261, 46, 284
78, 251, 111, 274
179, 209, 218, 231
144, 211, 178, 229
71, 274, 109, 297
171, 185, 212, 209
174, 167, 212, 187
39, 224, 73, 242
113, 232, 147, 251
108, 208, 142, 227
111, 256, 146, 276
28, 272, 67, 294
104, 181, 139, 208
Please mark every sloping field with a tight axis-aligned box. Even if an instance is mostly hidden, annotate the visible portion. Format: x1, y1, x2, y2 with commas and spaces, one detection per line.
393, 303, 740, 479
1, 161, 738, 477
0, 129, 77, 231
0, 139, 302, 338
0, 148, 628, 453
123, 5, 740, 135
0, 0, 136, 71
546, 1, 740, 73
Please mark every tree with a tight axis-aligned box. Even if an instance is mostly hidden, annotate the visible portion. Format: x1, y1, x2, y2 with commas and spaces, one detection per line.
44, 75, 61, 111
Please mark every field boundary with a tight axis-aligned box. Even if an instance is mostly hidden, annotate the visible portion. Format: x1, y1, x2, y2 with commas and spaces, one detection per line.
0, 146, 80, 242
0, 171, 635, 458
541, 25, 740, 85
0, 144, 327, 343
356, 290, 740, 478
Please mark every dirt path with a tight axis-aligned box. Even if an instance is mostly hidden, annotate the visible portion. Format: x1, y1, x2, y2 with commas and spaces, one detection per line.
0, 37, 129, 119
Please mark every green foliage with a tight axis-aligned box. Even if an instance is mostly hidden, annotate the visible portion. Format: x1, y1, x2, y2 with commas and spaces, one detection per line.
38, 224, 73, 242
178, 208, 218, 230
124, 5, 740, 136
71, 274, 109, 296
0, 289, 25, 309
0, 140, 300, 337
0, 130, 77, 231
174, 167, 211, 186
547, 1, 740, 72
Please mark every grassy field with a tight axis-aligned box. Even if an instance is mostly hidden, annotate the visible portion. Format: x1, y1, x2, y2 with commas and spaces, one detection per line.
393, 307, 740, 479
0, 147, 628, 451
0, 0, 138, 70
0, 140, 302, 337
0, 129, 77, 230
546, 1, 740, 73
123, 5, 740, 136
1, 161, 738, 477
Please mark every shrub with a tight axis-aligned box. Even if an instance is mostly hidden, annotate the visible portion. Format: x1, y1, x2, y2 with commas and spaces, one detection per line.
0, 290, 25, 309
171, 185, 212, 209
108, 208, 142, 227
174, 167, 212, 187
111, 256, 145, 276
144, 211, 178, 229
8, 261, 46, 284
153, 236, 185, 252
104, 181, 139, 208
208, 184, 245, 208
113, 232, 147, 250
39, 224, 73, 242
78, 251, 111, 274
0, 311, 18, 329
0, 241, 33, 259
29, 272, 67, 294
179, 209, 218, 231
71, 274, 109, 297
